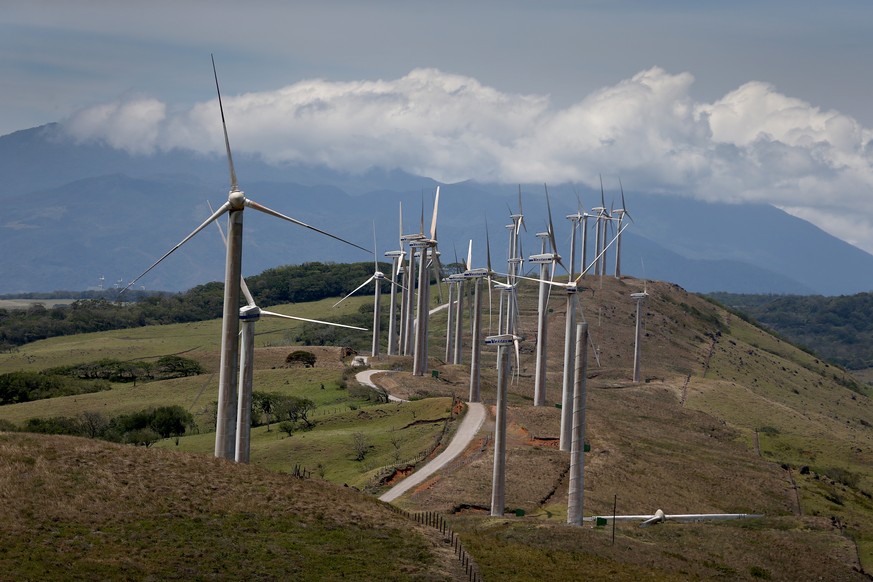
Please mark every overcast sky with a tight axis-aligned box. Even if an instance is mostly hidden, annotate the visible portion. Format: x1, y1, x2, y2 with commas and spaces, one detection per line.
5, 1, 873, 253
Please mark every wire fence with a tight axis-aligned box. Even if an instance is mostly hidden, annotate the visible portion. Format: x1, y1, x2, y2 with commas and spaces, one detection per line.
384, 505, 483, 582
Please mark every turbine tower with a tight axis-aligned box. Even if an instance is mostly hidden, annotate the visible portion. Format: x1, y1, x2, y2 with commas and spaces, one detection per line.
567, 322, 589, 525
411, 186, 441, 376
487, 332, 519, 517
528, 185, 563, 407
465, 228, 495, 403
123, 57, 368, 460
631, 288, 648, 383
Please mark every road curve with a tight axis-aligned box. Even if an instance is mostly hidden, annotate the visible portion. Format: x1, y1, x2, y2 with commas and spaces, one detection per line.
353, 339, 487, 503
378, 399, 486, 503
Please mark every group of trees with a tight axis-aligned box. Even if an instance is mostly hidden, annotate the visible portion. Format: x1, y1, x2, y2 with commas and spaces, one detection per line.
0, 371, 110, 405
17, 405, 195, 447
44, 355, 203, 384
252, 391, 316, 436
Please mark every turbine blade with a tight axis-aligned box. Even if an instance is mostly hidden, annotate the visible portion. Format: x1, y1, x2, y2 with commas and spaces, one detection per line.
545, 184, 568, 274
398, 201, 404, 247
211, 54, 238, 192
372, 221, 379, 271
619, 178, 634, 223
599, 173, 605, 209
333, 275, 376, 307
245, 199, 371, 253
122, 201, 230, 293
466, 239, 473, 272
430, 185, 440, 241
260, 309, 368, 331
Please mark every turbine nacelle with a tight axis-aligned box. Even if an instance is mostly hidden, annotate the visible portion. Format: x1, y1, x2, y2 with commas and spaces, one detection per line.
462, 268, 490, 279
239, 304, 261, 321
228, 189, 246, 210
528, 253, 560, 264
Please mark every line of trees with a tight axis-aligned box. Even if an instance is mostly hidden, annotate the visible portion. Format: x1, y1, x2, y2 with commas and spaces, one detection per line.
13, 405, 195, 447
0, 262, 391, 351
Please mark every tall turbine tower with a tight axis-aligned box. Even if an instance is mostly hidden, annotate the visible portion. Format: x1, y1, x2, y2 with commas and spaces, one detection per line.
411, 187, 441, 376
465, 228, 495, 402
123, 57, 368, 460
528, 185, 563, 407
567, 322, 589, 525
487, 332, 520, 517
631, 288, 648, 383
385, 248, 405, 355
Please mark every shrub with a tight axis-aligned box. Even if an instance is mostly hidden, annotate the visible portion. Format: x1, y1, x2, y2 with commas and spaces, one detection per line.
286, 350, 317, 368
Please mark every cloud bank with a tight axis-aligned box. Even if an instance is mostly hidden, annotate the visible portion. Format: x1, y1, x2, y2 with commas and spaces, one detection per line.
64, 67, 873, 253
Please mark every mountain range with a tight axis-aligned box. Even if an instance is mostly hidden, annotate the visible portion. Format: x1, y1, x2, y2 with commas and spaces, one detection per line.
3, 123, 872, 296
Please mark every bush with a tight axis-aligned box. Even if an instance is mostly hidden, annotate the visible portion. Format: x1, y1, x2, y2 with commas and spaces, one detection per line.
286, 350, 317, 368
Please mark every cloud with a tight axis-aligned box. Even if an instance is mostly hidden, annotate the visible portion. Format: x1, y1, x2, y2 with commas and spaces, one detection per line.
63, 66, 873, 253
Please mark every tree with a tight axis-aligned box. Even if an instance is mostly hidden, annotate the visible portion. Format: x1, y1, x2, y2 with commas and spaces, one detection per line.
150, 405, 194, 442
351, 431, 369, 461
279, 421, 295, 437
285, 350, 317, 368
253, 391, 279, 431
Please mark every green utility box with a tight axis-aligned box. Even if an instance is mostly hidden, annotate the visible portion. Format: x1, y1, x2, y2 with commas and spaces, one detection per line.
595, 517, 608, 527
431, 370, 440, 379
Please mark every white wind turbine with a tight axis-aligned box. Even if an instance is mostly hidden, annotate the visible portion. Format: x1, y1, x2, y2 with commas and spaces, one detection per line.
208, 206, 367, 463
631, 282, 648, 384
122, 56, 369, 460
511, 221, 629, 451
334, 224, 404, 358
464, 222, 498, 403
527, 185, 564, 407
612, 179, 634, 278
411, 186, 441, 376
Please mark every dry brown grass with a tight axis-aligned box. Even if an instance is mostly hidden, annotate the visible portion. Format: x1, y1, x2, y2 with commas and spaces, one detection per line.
381, 275, 873, 580
0, 431, 468, 580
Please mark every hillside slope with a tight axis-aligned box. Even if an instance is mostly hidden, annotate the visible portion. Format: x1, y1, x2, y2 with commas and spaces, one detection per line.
0, 432, 466, 580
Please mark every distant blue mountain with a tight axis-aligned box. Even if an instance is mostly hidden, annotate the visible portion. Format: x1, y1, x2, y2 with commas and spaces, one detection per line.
2, 125, 871, 295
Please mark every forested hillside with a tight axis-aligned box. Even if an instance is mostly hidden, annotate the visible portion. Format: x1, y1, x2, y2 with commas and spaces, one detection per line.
709, 292, 873, 370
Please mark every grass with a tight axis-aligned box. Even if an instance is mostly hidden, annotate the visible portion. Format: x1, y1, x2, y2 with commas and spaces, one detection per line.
0, 432, 465, 580
3, 277, 873, 579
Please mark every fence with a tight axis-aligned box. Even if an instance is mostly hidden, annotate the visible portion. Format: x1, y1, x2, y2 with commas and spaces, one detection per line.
384, 505, 483, 582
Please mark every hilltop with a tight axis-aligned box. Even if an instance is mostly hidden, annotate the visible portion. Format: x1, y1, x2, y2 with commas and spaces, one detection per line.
0, 275, 871, 579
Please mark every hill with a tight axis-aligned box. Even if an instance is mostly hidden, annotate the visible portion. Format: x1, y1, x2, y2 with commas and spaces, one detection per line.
0, 432, 466, 580
0, 276, 872, 579
709, 291, 873, 371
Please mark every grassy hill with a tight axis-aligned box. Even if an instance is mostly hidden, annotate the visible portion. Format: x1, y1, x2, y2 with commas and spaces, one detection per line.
1, 276, 872, 580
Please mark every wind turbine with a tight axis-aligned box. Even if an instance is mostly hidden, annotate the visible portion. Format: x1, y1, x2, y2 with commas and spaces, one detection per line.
411, 186, 441, 376
527, 184, 563, 407
511, 222, 629, 451
631, 285, 648, 383
122, 56, 368, 460
334, 224, 404, 358
465, 225, 496, 403
486, 331, 522, 517
613, 179, 633, 278
206, 202, 367, 463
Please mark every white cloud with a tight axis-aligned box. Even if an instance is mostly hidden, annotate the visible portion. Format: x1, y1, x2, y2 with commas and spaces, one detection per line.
63, 66, 873, 253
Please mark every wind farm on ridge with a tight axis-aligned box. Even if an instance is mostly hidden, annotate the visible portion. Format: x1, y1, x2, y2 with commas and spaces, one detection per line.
2, 60, 873, 581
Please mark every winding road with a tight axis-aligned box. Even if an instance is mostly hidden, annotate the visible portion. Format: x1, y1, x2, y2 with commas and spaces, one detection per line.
354, 368, 486, 503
